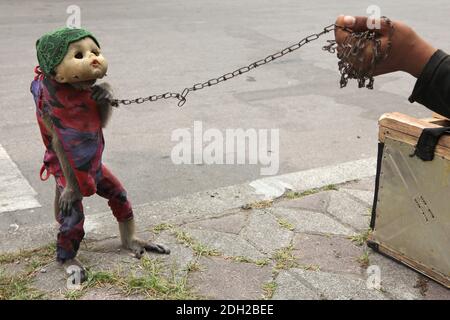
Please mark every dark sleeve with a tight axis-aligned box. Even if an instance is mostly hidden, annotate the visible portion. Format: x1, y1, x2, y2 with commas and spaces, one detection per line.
409, 49, 450, 118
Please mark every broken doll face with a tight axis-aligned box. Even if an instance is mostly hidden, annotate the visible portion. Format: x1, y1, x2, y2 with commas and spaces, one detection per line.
54, 37, 108, 84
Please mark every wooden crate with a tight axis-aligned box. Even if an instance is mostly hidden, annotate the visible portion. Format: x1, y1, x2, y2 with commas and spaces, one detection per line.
368, 112, 450, 288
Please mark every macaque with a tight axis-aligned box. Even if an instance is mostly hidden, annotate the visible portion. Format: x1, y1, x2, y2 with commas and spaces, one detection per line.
31, 28, 169, 282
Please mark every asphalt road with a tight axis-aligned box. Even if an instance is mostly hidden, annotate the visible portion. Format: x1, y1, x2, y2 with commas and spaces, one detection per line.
1, 0, 449, 230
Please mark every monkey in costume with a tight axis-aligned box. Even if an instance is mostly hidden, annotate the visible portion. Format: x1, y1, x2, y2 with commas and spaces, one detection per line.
31, 28, 170, 280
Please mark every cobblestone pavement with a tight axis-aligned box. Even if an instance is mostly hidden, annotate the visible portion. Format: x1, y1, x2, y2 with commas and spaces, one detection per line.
1, 176, 448, 300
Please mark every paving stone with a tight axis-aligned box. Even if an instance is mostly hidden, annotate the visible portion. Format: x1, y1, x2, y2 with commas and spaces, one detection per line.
270, 207, 355, 236
184, 212, 249, 235
0, 261, 27, 277
185, 228, 266, 260
81, 237, 123, 253
188, 257, 272, 299
341, 178, 375, 192
327, 191, 371, 231
78, 250, 139, 273
274, 192, 329, 213
272, 270, 321, 300
32, 261, 68, 297
82, 232, 195, 281
242, 210, 293, 255
151, 231, 196, 280
342, 188, 375, 207
369, 253, 447, 300
287, 268, 387, 300
422, 278, 450, 300
292, 233, 364, 274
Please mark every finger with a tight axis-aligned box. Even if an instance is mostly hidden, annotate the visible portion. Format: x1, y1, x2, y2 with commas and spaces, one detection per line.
341, 15, 392, 35
59, 198, 64, 214
364, 16, 393, 35
349, 16, 369, 32
372, 37, 394, 76
59, 201, 65, 216
62, 201, 68, 216
91, 90, 101, 100
144, 243, 170, 254
91, 87, 102, 99
98, 91, 108, 100
335, 15, 359, 46
334, 15, 349, 45
134, 248, 144, 259
335, 15, 367, 46
67, 201, 72, 215
64, 201, 70, 216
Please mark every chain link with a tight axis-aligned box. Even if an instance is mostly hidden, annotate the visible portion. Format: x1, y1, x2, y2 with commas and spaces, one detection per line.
322, 17, 394, 89
112, 22, 386, 108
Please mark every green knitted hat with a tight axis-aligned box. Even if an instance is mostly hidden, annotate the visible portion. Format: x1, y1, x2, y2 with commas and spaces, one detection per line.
36, 27, 100, 75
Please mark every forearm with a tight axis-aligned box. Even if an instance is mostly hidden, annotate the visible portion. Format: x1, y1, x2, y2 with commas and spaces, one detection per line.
409, 49, 450, 118
53, 137, 80, 192
98, 101, 113, 128
92, 82, 114, 128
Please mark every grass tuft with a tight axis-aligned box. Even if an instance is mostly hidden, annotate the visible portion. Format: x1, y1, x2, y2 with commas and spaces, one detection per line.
272, 245, 298, 270
284, 184, 338, 200
357, 251, 370, 268
350, 229, 372, 246
241, 200, 273, 210
262, 281, 277, 300
277, 218, 295, 231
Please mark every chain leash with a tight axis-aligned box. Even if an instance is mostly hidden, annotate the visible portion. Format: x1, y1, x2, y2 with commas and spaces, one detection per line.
112, 20, 392, 108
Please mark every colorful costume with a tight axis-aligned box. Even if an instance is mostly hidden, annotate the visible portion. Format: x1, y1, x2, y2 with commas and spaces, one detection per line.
32, 28, 133, 262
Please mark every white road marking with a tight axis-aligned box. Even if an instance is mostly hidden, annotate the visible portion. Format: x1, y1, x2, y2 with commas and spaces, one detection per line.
0, 144, 41, 213
250, 157, 377, 199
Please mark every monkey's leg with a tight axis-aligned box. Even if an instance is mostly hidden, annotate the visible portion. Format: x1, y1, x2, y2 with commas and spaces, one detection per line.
42, 106, 86, 282
54, 180, 87, 283
119, 219, 170, 258
96, 165, 170, 258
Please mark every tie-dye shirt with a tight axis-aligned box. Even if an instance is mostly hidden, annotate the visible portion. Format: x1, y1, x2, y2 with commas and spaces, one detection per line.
31, 69, 104, 196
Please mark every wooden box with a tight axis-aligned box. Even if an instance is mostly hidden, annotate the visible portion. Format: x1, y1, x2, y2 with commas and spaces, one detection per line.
368, 112, 450, 288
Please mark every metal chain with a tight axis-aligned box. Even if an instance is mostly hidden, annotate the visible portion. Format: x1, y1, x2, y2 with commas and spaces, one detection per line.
322, 17, 394, 89
112, 21, 391, 108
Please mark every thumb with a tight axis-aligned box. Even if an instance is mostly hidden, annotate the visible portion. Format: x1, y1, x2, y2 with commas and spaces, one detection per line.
341, 15, 391, 35
339, 15, 369, 32
343, 15, 357, 27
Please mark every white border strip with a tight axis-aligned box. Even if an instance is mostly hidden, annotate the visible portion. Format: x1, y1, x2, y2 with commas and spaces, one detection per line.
250, 157, 377, 199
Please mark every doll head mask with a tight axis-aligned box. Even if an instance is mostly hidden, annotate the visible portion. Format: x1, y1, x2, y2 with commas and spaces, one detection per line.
36, 27, 108, 84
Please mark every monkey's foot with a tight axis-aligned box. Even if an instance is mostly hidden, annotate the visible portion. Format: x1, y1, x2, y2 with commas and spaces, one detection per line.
59, 258, 88, 285
129, 239, 171, 259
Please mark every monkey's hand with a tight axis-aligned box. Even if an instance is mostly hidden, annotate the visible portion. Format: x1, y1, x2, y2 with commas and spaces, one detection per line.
129, 238, 171, 259
91, 82, 114, 105
92, 82, 114, 127
59, 187, 82, 216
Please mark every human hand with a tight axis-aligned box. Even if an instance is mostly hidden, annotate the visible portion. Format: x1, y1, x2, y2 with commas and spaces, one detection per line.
334, 15, 436, 78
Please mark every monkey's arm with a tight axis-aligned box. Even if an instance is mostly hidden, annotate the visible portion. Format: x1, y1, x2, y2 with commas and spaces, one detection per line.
42, 113, 82, 215
91, 82, 114, 128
